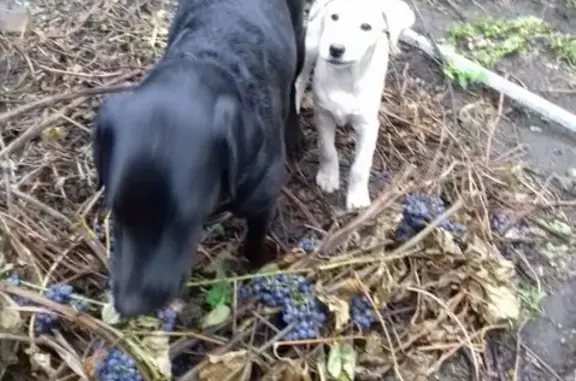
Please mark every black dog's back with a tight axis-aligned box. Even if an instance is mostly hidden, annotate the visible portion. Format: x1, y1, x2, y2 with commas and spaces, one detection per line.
165, 0, 306, 156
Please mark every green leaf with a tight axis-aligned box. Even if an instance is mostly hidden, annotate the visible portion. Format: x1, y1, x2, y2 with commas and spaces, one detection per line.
458, 74, 468, 89
205, 282, 232, 309
41, 127, 63, 142
202, 304, 231, 328
537, 218, 572, 236
540, 243, 569, 259
205, 260, 232, 309
211, 224, 226, 238
340, 344, 357, 381
326, 343, 342, 379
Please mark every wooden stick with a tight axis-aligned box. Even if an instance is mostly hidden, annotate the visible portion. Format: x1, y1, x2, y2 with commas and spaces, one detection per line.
400, 29, 576, 136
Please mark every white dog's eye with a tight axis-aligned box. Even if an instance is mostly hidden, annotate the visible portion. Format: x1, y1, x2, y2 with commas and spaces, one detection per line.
360, 23, 372, 31
331, 13, 339, 21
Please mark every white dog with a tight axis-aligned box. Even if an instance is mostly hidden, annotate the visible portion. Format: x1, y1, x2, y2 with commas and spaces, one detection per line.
295, 0, 415, 210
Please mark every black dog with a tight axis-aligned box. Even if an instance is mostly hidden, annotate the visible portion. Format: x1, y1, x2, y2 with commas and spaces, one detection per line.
92, 0, 305, 317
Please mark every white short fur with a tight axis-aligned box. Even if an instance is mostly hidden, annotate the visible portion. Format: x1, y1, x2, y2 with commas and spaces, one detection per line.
295, 0, 415, 210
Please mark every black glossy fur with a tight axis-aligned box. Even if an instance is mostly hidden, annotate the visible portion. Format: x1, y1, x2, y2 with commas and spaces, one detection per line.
92, 0, 305, 317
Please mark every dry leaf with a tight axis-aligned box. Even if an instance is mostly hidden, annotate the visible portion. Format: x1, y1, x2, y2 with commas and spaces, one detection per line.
356, 363, 392, 381
363, 332, 382, 356
0, 340, 19, 370
429, 228, 462, 257
101, 300, 121, 325
318, 295, 350, 331
52, 332, 89, 380
0, 294, 23, 332
266, 358, 312, 381
198, 350, 248, 381
464, 235, 491, 260
29, 351, 55, 377
482, 283, 520, 324
317, 360, 328, 381
142, 335, 171, 379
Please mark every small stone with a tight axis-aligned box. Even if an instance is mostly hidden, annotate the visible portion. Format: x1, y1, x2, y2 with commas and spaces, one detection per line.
567, 168, 576, 178
0, 4, 32, 34
529, 125, 542, 133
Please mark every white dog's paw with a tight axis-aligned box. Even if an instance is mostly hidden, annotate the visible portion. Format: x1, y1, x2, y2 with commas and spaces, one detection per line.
316, 165, 340, 193
346, 188, 371, 211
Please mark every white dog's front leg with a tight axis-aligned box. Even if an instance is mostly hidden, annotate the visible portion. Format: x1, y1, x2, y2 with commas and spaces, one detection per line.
347, 118, 380, 210
315, 109, 340, 193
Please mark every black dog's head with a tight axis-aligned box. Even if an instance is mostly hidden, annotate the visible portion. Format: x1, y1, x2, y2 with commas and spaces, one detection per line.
92, 69, 247, 316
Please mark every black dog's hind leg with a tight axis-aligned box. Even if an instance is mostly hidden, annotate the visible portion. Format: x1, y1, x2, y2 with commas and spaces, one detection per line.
284, 87, 305, 162
236, 159, 284, 269
284, 32, 306, 162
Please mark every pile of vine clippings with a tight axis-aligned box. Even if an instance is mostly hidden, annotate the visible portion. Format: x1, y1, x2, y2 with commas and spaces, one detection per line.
0, 169, 525, 381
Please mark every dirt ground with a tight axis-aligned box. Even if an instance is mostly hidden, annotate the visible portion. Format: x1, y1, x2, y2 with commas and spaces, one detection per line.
402, 0, 576, 379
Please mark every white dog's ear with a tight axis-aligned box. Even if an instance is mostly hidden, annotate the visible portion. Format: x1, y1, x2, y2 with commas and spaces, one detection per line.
382, 0, 415, 55
308, 0, 333, 23
306, 0, 331, 42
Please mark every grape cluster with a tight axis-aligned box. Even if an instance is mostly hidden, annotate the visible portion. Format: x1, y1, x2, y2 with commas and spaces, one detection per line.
298, 237, 319, 254
157, 307, 177, 331
35, 283, 76, 335
240, 274, 326, 340
490, 212, 522, 236
350, 294, 376, 329
396, 193, 466, 240
95, 348, 144, 381
240, 274, 313, 307
4, 273, 29, 305
282, 296, 327, 340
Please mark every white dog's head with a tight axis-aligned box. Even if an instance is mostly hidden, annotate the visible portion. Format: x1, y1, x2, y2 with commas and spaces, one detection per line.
308, 0, 415, 65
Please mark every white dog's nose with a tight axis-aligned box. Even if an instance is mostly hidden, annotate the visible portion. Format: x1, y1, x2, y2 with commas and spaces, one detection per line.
329, 44, 345, 58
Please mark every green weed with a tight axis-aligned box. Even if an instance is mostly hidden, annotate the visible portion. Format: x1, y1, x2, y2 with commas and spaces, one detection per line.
446, 16, 575, 68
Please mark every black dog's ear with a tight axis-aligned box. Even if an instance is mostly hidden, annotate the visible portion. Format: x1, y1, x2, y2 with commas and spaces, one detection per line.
92, 94, 125, 203
92, 93, 132, 197
213, 95, 240, 200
